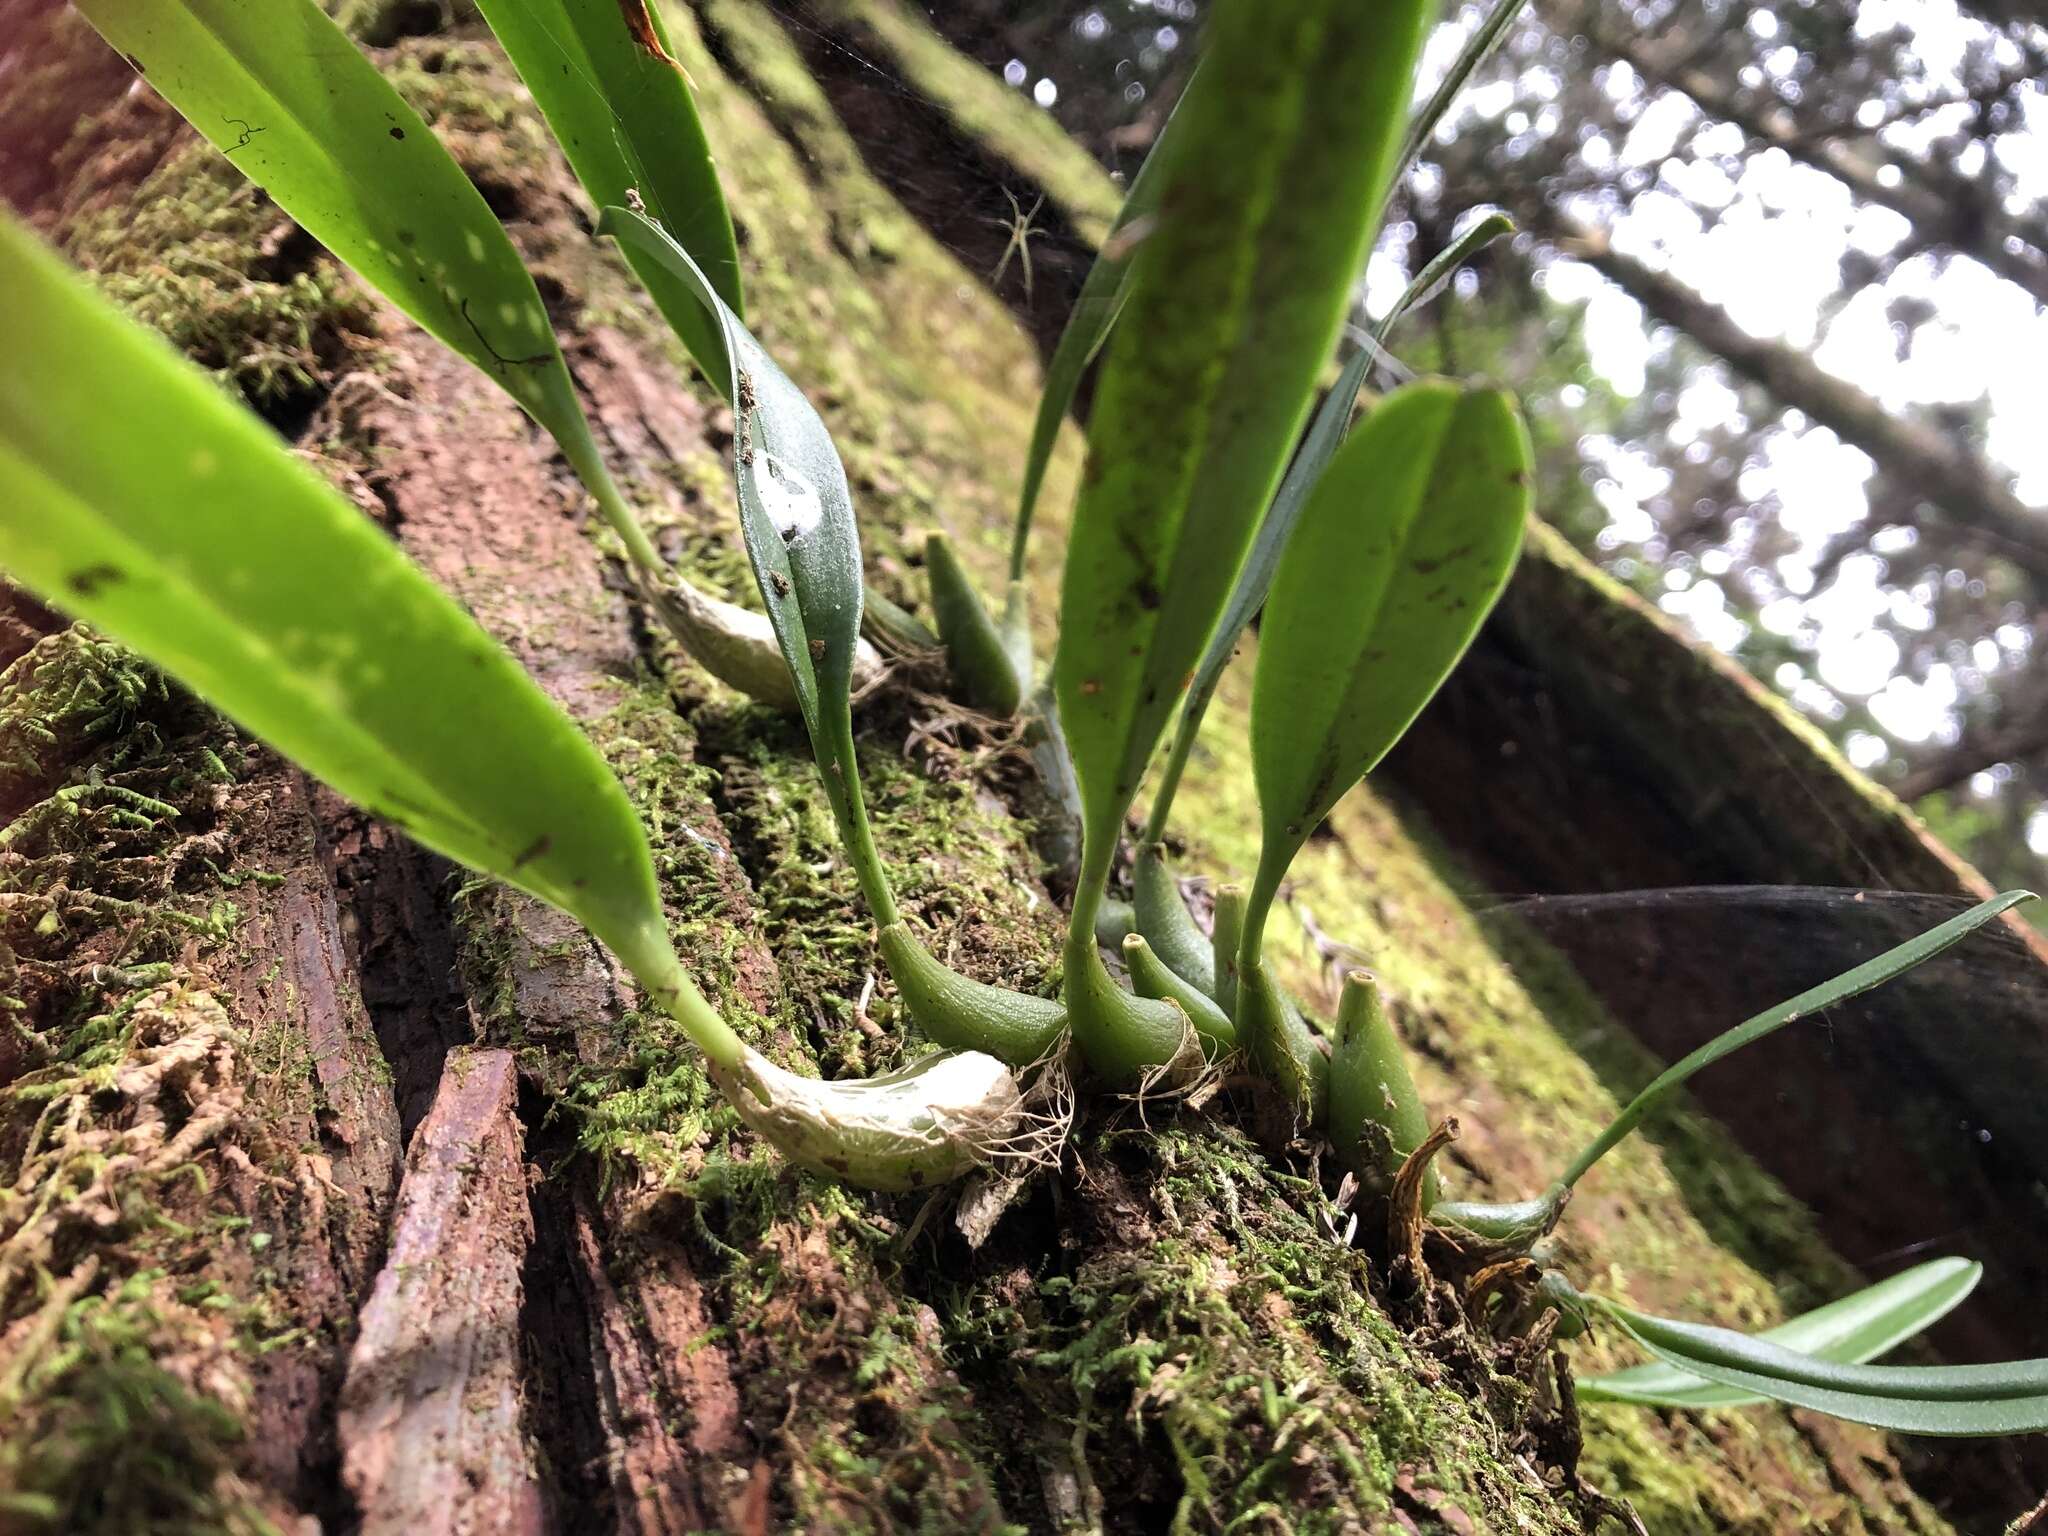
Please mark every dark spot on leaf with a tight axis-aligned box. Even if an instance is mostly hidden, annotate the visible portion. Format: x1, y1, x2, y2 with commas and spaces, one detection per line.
1508, 469, 1529, 487
808, 637, 827, 662
1410, 541, 1475, 576
389, 126, 405, 140
771, 572, 791, 596
398, 228, 416, 245
909, 1168, 927, 1187
1081, 679, 1101, 695
67, 564, 123, 597
512, 834, 552, 869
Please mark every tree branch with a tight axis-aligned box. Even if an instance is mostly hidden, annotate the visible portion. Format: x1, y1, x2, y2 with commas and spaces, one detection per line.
1544, 219, 2048, 587
1606, 34, 2048, 308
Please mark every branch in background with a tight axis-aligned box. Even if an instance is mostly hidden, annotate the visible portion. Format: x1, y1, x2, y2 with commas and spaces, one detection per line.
1896, 681, 2048, 801
1542, 218, 2048, 587
1604, 30, 2048, 309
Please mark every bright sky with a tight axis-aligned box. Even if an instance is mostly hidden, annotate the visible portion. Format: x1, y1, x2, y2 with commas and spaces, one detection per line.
1384, 1, 2048, 846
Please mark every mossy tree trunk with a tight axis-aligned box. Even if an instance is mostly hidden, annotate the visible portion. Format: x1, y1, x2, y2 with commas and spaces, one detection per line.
0, 2, 2032, 1532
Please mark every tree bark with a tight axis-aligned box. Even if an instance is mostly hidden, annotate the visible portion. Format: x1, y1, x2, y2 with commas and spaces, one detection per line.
2, 0, 2040, 1531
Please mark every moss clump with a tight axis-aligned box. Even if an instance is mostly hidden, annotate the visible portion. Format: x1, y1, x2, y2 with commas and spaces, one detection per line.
676, 1163, 1015, 1535
0, 1272, 274, 1536
944, 1123, 1579, 1536
1, 625, 241, 1036
62, 145, 374, 407
0, 623, 167, 790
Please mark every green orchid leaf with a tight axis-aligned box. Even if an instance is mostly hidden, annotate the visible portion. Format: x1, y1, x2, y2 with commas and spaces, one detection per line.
1, 214, 1035, 1196
72, 0, 648, 558
601, 205, 860, 754
1008, 83, 1180, 582
469, 0, 742, 389
0, 211, 712, 1055
1054, 0, 1434, 880
1248, 381, 1529, 912
1559, 889, 2035, 1187
1143, 211, 1512, 846
1581, 1258, 1983, 1409
1596, 1291, 2048, 1436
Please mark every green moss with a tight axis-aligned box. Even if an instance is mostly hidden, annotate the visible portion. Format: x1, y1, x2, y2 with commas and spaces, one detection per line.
943, 1121, 1579, 1535
1126, 652, 1944, 1530
700, 702, 1062, 1077
1, 626, 244, 1029
62, 144, 374, 406
0, 1272, 273, 1536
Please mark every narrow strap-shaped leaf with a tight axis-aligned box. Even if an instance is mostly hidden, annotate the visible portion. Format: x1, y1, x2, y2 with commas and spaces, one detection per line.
1606, 1292, 2048, 1401
1008, 85, 1183, 582
1248, 382, 1529, 925
1558, 889, 2036, 1187
1581, 1258, 1982, 1409
0, 211, 727, 1065
72, 0, 648, 557
1370, 212, 1517, 351
602, 206, 911, 942
469, 0, 741, 389
1391, 0, 1531, 193
1598, 1300, 2048, 1436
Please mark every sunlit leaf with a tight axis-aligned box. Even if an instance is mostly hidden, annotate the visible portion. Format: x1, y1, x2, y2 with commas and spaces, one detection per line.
73, 0, 640, 552
1142, 212, 1513, 846
469, 0, 742, 388
1580, 1258, 1983, 1409
0, 212, 689, 1028
1054, 0, 1434, 872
